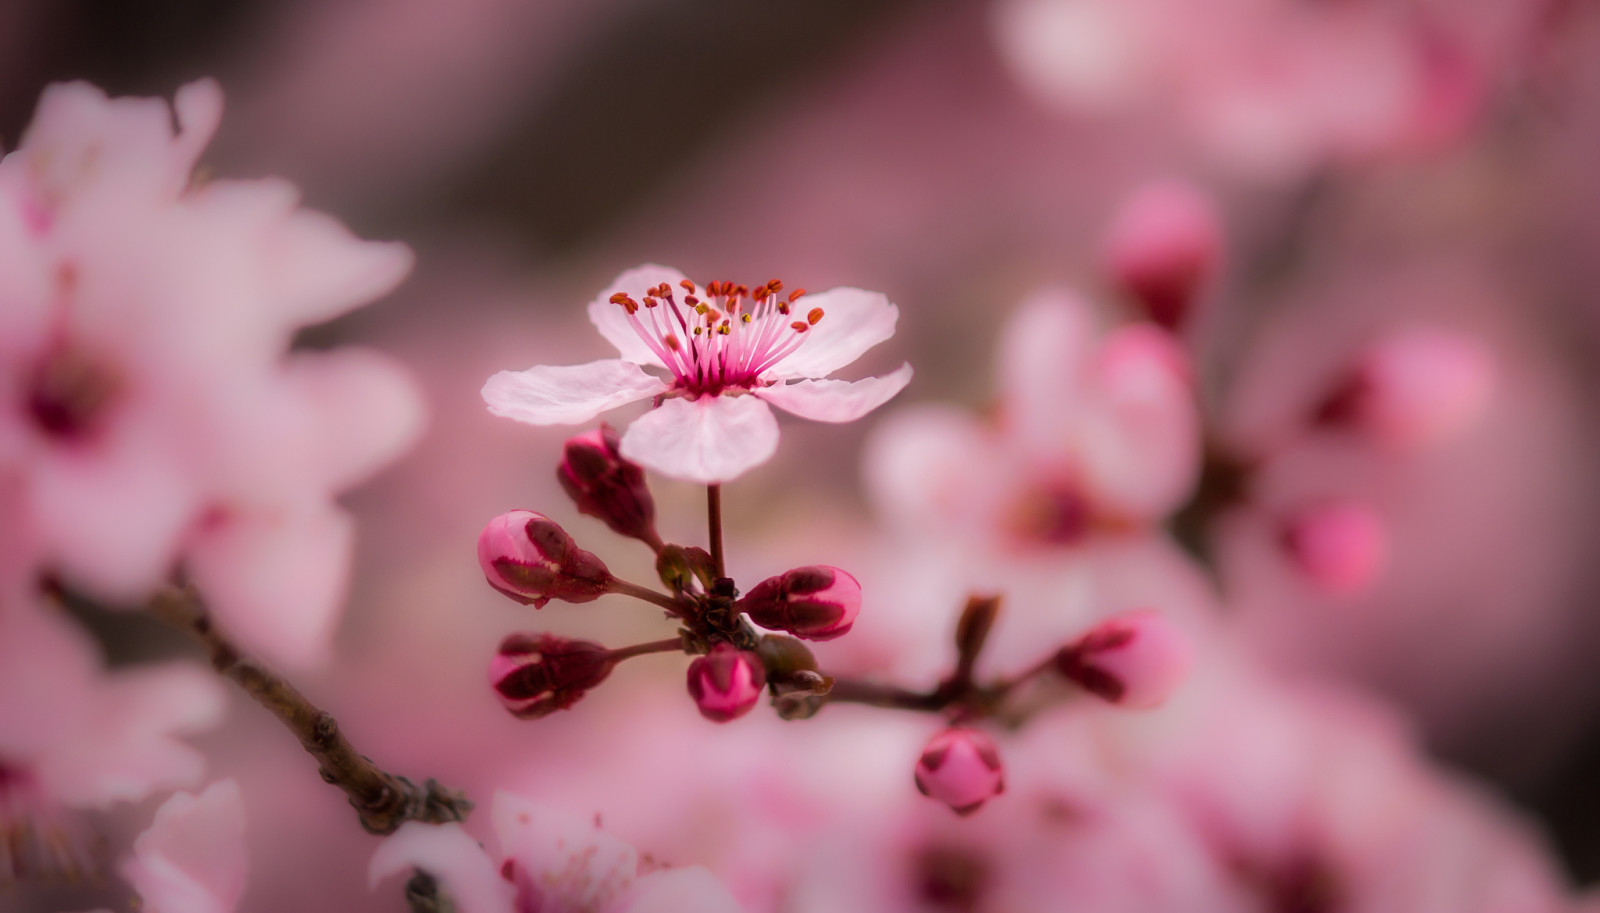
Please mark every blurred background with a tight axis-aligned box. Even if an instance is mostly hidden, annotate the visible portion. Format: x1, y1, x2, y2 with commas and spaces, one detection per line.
9, 0, 1600, 909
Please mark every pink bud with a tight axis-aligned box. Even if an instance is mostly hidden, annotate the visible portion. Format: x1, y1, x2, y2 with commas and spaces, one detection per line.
477, 510, 613, 608
685, 643, 766, 723
557, 424, 661, 547
914, 728, 1005, 816
1054, 610, 1191, 709
736, 566, 862, 641
489, 633, 615, 719
1280, 501, 1386, 595
1316, 328, 1493, 451
1102, 180, 1223, 332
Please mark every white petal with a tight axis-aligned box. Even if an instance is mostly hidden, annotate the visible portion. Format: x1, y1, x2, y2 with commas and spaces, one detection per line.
370, 822, 515, 913
862, 405, 1011, 537
586, 264, 689, 367
619, 396, 779, 484
756, 363, 912, 423
626, 867, 743, 913
765, 287, 899, 380
482, 360, 664, 426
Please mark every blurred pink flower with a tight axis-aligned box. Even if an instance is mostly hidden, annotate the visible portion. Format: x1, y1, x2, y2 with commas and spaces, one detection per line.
119, 779, 248, 913
482, 265, 912, 484
992, 0, 1534, 177
370, 791, 743, 913
861, 289, 1206, 673
0, 80, 424, 669
1315, 326, 1496, 453
0, 593, 224, 880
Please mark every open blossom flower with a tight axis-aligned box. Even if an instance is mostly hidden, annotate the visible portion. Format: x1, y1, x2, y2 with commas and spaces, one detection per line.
370, 791, 743, 913
118, 779, 248, 913
861, 288, 1208, 673
482, 265, 912, 484
0, 80, 423, 669
0, 592, 224, 881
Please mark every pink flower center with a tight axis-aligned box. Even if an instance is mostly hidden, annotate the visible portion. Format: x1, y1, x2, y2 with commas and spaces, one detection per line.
1005, 482, 1093, 546
23, 340, 121, 443
609, 278, 823, 397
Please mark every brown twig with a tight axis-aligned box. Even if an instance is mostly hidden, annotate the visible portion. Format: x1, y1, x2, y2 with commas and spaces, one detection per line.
146, 584, 472, 835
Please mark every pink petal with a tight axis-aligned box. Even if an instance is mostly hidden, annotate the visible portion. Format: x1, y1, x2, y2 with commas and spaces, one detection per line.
764, 287, 899, 380
862, 405, 1007, 536
619, 395, 779, 484
996, 289, 1095, 452
47, 663, 224, 807
755, 363, 913, 423
585, 264, 689, 368
492, 792, 639, 913
626, 868, 744, 913
370, 822, 514, 913
276, 348, 427, 493
483, 360, 664, 426
172, 79, 225, 177
263, 203, 414, 329
185, 505, 353, 671
1078, 324, 1200, 519
30, 430, 203, 603
120, 780, 248, 913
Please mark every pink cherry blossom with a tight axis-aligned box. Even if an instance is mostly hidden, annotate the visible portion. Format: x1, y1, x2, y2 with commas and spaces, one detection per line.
0, 79, 424, 670
861, 289, 1208, 673
482, 265, 912, 484
370, 791, 744, 913
992, 0, 1537, 177
119, 779, 248, 913
0, 591, 224, 881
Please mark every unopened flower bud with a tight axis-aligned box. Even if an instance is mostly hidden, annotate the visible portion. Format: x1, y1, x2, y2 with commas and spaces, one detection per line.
1315, 328, 1493, 452
737, 566, 861, 641
557, 424, 661, 547
478, 510, 613, 608
685, 643, 766, 723
1054, 610, 1191, 709
1280, 502, 1386, 595
489, 633, 615, 719
914, 728, 1005, 816
1101, 180, 1222, 332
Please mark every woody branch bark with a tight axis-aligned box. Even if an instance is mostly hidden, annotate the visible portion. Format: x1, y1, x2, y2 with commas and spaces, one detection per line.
146, 583, 472, 835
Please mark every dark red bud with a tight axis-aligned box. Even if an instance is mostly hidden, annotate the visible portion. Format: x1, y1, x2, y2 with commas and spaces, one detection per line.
557, 425, 661, 547
489, 633, 615, 719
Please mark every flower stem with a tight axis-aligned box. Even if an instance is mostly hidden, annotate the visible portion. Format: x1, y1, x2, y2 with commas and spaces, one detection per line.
146, 584, 472, 835
707, 484, 726, 579
609, 578, 684, 614
607, 637, 687, 662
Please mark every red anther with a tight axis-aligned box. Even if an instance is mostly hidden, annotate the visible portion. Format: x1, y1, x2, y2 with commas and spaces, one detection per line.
807, 307, 824, 325
788, 288, 807, 302
664, 335, 681, 351
643, 296, 659, 308
791, 322, 809, 333
680, 279, 696, 293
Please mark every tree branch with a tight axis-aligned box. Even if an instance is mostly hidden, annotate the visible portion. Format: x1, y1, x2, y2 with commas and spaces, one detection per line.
147, 584, 472, 835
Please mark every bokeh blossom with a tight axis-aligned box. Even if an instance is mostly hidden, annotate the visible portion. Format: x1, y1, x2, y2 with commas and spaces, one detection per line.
0, 80, 423, 669
482, 264, 912, 483
0, 592, 223, 880
118, 780, 249, 913
370, 792, 742, 913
